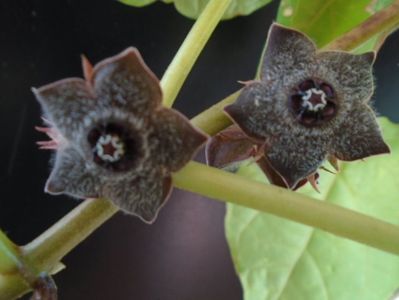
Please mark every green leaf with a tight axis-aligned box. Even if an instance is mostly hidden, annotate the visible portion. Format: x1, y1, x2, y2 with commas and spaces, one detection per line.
276, 0, 394, 49
119, 0, 157, 7
119, 0, 274, 20
226, 118, 399, 300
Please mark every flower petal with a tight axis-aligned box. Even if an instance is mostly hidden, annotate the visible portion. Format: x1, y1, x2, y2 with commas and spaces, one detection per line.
92, 47, 162, 115
45, 146, 100, 198
330, 104, 389, 161
206, 125, 260, 171
104, 170, 172, 223
256, 156, 288, 188
316, 51, 375, 103
149, 108, 207, 172
225, 81, 287, 141
260, 23, 317, 82
266, 135, 328, 188
33, 79, 95, 142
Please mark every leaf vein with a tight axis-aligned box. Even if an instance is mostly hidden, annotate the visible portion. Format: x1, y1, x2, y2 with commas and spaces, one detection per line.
274, 165, 343, 300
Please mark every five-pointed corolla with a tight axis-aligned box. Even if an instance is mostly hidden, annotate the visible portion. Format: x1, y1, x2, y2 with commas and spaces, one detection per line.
223, 23, 389, 188
33, 48, 207, 223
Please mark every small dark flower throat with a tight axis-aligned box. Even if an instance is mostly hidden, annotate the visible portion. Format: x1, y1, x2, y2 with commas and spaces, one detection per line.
88, 123, 141, 172
290, 79, 337, 126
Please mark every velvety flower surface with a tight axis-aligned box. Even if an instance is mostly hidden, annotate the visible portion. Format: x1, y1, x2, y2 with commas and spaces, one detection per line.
222, 23, 389, 188
34, 48, 207, 223
206, 124, 319, 191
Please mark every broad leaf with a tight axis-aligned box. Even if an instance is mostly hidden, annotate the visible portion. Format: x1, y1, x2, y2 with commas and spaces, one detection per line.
277, 0, 394, 49
226, 118, 399, 300
119, 0, 273, 20
119, 0, 155, 7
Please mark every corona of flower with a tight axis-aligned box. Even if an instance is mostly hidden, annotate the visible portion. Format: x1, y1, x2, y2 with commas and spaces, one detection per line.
219, 24, 389, 188
34, 48, 207, 223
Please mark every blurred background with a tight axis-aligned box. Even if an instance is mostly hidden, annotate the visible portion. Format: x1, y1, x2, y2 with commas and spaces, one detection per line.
0, 1, 398, 299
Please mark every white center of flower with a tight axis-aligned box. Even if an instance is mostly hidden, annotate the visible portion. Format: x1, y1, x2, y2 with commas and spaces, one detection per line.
301, 88, 327, 112
95, 134, 125, 162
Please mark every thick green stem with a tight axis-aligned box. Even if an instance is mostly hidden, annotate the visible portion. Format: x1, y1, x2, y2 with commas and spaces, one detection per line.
161, 0, 232, 108
323, 0, 399, 51
0, 232, 42, 300
174, 162, 399, 255
0, 200, 118, 299
0, 276, 29, 300
23, 199, 118, 272
190, 89, 240, 135
0, 232, 20, 274
0, 232, 29, 300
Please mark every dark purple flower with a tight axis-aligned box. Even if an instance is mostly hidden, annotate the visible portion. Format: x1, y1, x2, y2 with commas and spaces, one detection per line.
206, 124, 319, 191
221, 24, 389, 188
34, 48, 207, 223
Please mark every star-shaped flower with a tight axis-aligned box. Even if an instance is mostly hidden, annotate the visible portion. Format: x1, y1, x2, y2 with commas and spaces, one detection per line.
33, 48, 207, 223
222, 23, 389, 188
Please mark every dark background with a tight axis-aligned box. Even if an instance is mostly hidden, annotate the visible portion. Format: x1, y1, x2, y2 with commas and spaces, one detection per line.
0, 1, 398, 299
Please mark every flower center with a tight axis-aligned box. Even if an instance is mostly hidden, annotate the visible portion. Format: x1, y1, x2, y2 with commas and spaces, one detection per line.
290, 79, 337, 126
87, 123, 142, 172
301, 88, 327, 112
95, 134, 125, 163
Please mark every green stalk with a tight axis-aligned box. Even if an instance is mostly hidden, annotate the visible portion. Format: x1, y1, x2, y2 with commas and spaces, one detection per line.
23, 199, 118, 272
161, 0, 232, 108
0, 232, 20, 274
190, 89, 239, 135
174, 162, 399, 255
0, 276, 29, 300
323, 0, 399, 51
0, 232, 28, 300
0, 232, 37, 300
0, 200, 118, 299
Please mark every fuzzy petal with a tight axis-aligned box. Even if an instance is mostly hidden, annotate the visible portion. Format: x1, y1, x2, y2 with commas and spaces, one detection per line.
331, 105, 389, 161
149, 108, 207, 172
33, 79, 95, 142
92, 47, 162, 115
316, 51, 375, 103
260, 23, 317, 83
266, 135, 328, 188
256, 156, 288, 188
45, 146, 100, 198
104, 170, 172, 223
225, 81, 287, 141
206, 125, 260, 171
